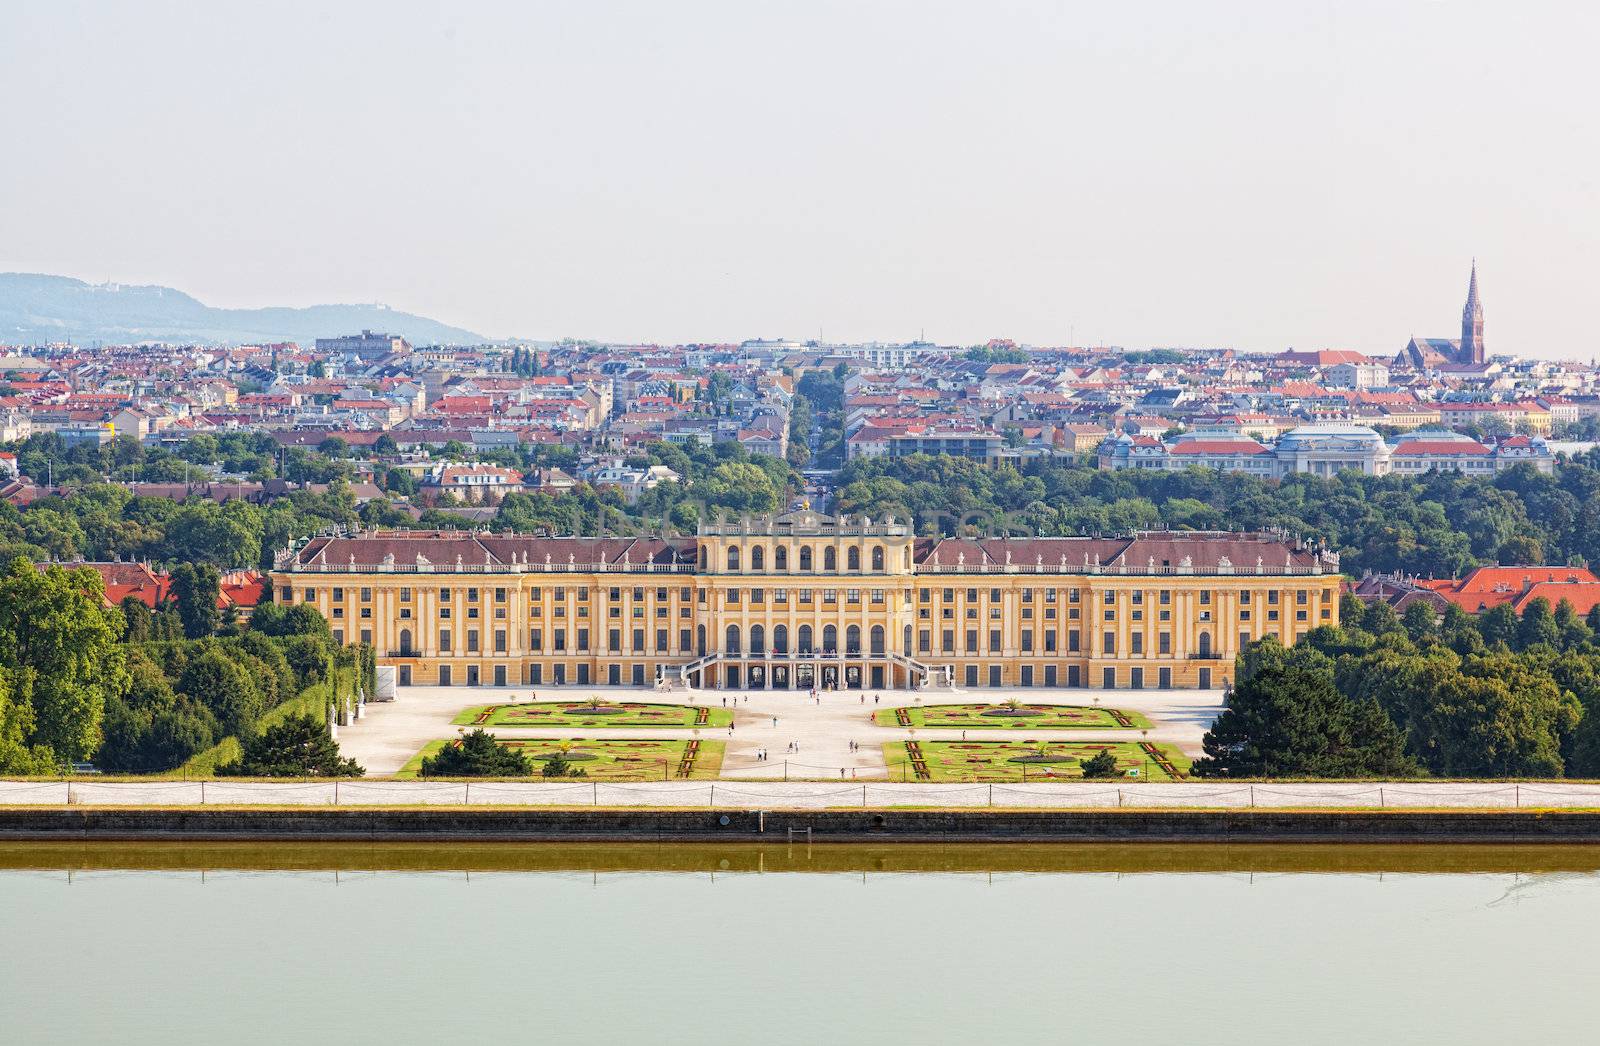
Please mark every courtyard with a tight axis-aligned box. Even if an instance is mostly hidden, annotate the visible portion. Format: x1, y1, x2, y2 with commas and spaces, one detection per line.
339, 682, 1226, 780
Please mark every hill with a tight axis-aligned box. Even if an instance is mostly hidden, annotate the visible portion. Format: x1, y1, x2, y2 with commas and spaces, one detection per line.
0, 273, 488, 346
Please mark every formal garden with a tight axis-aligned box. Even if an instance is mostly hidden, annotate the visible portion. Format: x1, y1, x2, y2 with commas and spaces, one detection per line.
398, 737, 725, 780
874, 701, 1152, 730
452, 700, 733, 729
884, 739, 1191, 782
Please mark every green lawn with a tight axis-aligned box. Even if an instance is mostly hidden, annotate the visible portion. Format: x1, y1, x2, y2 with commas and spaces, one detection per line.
875, 702, 1153, 730
397, 737, 725, 781
452, 700, 732, 729
884, 739, 1191, 782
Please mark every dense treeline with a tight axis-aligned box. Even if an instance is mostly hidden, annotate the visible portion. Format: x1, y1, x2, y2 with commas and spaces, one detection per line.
0, 552, 359, 775
835, 452, 1600, 575
0, 435, 802, 570
1196, 595, 1600, 779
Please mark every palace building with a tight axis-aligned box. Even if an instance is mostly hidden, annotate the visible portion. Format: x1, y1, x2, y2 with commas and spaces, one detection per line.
270, 512, 1342, 691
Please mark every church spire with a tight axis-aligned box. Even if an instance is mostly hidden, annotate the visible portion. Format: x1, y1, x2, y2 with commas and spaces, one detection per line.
1460, 259, 1485, 364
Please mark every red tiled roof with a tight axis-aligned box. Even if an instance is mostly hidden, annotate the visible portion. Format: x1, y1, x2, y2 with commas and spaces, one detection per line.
1168, 441, 1271, 455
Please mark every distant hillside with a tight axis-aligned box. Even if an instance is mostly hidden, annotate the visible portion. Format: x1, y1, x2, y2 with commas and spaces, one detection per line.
0, 273, 489, 346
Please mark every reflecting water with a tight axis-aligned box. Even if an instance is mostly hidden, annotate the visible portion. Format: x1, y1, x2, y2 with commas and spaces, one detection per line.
2, 843, 1597, 1046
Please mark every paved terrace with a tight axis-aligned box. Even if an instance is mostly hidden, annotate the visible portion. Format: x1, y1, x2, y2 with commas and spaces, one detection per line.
331, 684, 1227, 778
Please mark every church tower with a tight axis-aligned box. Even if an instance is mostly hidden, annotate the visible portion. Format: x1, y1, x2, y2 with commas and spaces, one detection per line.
1460, 260, 1485, 364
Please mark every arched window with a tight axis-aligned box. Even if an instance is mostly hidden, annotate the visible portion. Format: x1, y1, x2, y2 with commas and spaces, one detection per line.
822, 624, 837, 653
847, 547, 861, 571
903, 624, 912, 652
726, 624, 741, 654
871, 546, 885, 572
727, 546, 740, 571
904, 547, 913, 570
751, 546, 765, 571
870, 625, 885, 655
773, 624, 788, 654
696, 624, 706, 656
846, 625, 862, 654
750, 624, 765, 655
799, 546, 813, 571
775, 546, 788, 570
399, 628, 412, 655
824, 546, 837, 571
1198, 632, 1212, 658
798, 624, 813, 654
699, 547, 708, 568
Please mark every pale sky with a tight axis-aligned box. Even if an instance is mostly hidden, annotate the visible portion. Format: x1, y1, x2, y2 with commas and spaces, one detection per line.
2, 0, 1596, 356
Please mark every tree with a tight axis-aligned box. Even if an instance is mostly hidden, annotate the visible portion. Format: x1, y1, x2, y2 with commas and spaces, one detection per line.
171, 562, 221, 639
1361, 600, 1404, 637
1517, 597, 1560, 651
177, 646, 263, 738
1402, 601, 1439, 642
0, 664, 57, 774
1193, 660, 1417, 778
373, 434, 399, 456
0, 558, 127, 764
217, 713, 363, 777
121, 595, 154, 643
1498, 535, 1543, 565
541, 750, 588, 778
420, 730, 533, 777
1079, 748, 1120, 778
1407, 653, 1580, 777
1478, 604, 1519, 649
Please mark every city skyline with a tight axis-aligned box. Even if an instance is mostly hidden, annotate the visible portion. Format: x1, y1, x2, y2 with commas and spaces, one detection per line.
2, 2, 1597, 356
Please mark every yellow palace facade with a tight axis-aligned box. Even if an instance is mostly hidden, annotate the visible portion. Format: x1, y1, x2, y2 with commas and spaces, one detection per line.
271, 512, 1341, 691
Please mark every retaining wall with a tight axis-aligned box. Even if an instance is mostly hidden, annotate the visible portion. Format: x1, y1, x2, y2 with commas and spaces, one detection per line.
8, 807, 1600, 843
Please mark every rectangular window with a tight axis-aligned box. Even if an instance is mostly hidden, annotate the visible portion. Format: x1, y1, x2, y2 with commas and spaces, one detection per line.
530, 628, 543, 651
467, 630, 479, 653
656, 629, 668, 652
632, 628, 644, 652
942, 629, 955, 653
494, 629, 506, 653
1200, 590, 1211, 605
919, 629, 931, 654
399, 587, 411, 601
1045, 631, 1057, 653
1021, 629, 1033, 652
1130, 667, 1144, 689
439, 629, 451, 652
679, 628, 692, 652
577, 628, 589, 651
332, 587, 344, 602
1131, 633, 1143, 654
495, 587, 506, 603
989, 629, 1001, 653
965, 629, 978, 653
1102, 667, 1116, 689
554, 628, 566, 652
1159, 632, 1171, 654
609, 628, 621, 653
1068, 629, 1080, 652
1103, 631, 1116, 655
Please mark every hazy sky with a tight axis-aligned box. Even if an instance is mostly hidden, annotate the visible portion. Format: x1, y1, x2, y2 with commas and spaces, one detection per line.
2, 1, 1596, 355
